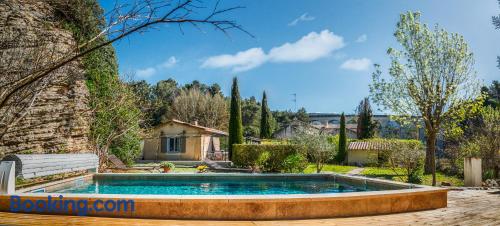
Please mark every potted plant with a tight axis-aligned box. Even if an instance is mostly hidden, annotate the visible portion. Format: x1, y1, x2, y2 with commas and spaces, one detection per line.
159, 161, 175, 173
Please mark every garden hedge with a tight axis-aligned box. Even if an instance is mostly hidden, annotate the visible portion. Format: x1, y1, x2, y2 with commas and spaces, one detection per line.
232, 144, 303, 172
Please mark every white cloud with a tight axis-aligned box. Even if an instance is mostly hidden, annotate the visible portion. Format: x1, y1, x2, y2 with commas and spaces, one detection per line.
201, 30, 345, 72
202, 48, 267, 72
136, 67, 156, 78
288, 13, 315, 26
268, 30, 344, 62
340, 58, 372, 71
159, 56, 178, 69
356, 34, 367, 43
135, 56, 178, 78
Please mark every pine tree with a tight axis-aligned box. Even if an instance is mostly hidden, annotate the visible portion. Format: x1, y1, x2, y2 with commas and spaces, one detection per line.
337, 112, 347, 164
356, 97, 376, 139
259, 91, 273, 138
228, 77, 243, 160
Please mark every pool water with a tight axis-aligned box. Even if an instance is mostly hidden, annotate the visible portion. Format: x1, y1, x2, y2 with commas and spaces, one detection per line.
54, 177, 388, 195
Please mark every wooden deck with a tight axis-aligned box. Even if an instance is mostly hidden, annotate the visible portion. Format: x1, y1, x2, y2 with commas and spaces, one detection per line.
0, 189, 499, 225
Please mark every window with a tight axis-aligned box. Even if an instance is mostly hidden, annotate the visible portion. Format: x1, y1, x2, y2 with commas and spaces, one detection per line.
161, 137, 184, 153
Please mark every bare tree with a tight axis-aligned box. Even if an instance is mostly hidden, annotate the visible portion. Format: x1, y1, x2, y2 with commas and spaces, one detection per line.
0, 0, 250, 142
170, 88, 228, 130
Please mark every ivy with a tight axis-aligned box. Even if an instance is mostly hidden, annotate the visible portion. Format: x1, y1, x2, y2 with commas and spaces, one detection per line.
55, 1, 142, 165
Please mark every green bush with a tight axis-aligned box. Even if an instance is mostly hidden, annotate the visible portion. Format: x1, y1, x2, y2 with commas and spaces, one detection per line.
380, 138, 425, 184
232, 144, 304, 172
283, 154, 308, 173
407, 160, 424, 184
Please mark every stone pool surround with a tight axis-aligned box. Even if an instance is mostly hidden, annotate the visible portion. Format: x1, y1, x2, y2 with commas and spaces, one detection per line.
0, 173, 448, 220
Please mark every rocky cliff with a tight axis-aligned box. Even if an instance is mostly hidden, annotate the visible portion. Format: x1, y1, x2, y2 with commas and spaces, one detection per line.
0, 0, 91, 155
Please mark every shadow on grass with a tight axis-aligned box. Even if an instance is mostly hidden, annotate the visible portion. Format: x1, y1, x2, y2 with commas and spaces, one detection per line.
363, 174, 406, 181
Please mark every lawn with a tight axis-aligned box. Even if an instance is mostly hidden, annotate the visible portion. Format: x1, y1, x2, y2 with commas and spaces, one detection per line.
172, 167, 198, 173
361, 167, 464, 186
304, 164, 357, 174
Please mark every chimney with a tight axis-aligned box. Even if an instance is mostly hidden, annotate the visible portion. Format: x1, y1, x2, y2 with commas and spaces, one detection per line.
193, 120, 198, 126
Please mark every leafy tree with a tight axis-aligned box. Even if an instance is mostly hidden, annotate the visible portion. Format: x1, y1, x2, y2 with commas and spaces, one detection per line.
89, 76, 142, 168
183, 80, 222, 96
208, 83, 223, 96
493, 0, 500, 69
128, 80, 154, 127
150, 79, 179, 126
228, 77, 243, 160
291, 129, 336, 173
370, 12, 480, 185
295, 107, 309, 122
356, 97, 376, 139
272, 107, 309, 131
260, 91, 273, 138
336, 113, 348, 164
482, 80, 500, 108
458, 106, 500, 178
170, 88, 228, 130
241, 96, 261, 137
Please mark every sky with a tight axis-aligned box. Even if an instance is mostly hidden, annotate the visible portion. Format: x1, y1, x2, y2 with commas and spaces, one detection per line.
99, 0, 500, 114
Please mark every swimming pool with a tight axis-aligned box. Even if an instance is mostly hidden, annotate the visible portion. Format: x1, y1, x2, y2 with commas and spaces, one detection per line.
2, 173, 447, 220
52, 174, 399, 195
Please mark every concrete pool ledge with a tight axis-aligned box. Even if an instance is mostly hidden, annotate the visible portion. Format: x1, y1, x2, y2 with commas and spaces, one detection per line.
0, 173, 448, 220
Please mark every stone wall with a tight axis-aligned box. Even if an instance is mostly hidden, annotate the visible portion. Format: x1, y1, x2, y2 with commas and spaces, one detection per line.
0, 0, 91, 155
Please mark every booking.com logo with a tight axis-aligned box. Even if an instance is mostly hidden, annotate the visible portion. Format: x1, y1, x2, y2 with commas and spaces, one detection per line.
10, 195, 134, 216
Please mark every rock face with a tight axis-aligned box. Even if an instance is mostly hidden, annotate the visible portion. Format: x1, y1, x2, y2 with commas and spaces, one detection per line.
0, 0, 91, 155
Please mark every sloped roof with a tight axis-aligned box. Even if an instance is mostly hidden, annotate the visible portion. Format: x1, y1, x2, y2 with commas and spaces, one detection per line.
160, 119, 228, 136
348, 141, 389, 151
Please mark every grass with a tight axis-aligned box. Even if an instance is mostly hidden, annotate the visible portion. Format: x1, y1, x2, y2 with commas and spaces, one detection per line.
304, 164, 357, 174
172, 167, 198, 173
361, 167, 464, 186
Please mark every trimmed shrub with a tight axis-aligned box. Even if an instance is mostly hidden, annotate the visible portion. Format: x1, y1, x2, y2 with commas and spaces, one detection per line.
232, 144, 304, 172
283, 153, 308, 173
381, 139, 425, 184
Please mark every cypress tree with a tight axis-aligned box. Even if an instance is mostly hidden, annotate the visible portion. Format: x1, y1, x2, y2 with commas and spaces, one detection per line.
259, 91, 273, 138
337, 112, 347, 164
356, 97, 376, 139
228, 77, 243, 160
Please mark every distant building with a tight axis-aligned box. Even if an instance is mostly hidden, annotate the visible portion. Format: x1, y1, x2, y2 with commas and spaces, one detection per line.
315, 123, 357, 139
308, 113, 425, 140
347, 141, 389, 165
245, 136, 262, 144
273, 120, 320, 139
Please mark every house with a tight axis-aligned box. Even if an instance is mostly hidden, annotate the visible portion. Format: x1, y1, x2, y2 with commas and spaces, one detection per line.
245, 136, 262, 144
142, 119, 228, 161
347, 141, 389, 165
315, 124, 358, 138
273, 119, 321, 139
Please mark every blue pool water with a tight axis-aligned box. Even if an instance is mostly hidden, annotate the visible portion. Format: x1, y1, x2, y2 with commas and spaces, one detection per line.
53, 177, 390, 195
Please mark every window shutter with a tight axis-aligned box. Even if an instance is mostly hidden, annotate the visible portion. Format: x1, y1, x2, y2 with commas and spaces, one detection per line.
180, 136, 186, 153
161, 137, 168, 153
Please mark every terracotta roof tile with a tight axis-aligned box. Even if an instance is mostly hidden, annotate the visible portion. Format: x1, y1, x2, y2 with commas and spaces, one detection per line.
160, 119, 228, 136
348, 141, 389, 151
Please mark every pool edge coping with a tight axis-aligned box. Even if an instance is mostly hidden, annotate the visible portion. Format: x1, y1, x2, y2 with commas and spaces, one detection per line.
11, 172, 447, 200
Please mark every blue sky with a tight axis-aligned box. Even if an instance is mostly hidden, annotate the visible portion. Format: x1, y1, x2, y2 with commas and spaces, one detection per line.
99, 0, 500, 114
